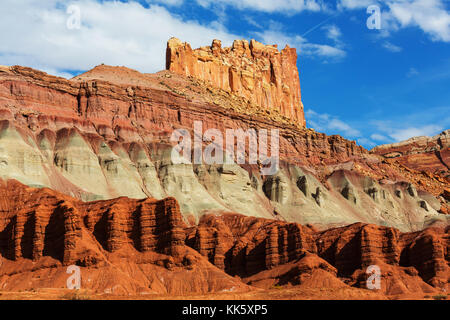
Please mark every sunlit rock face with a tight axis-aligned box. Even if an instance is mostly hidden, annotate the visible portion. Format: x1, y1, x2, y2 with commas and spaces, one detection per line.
0, 179, 447, 296
0, 53, 447, 231
371, 130, 450, 182
0, 120, 50, 188
166, 37, 305, 126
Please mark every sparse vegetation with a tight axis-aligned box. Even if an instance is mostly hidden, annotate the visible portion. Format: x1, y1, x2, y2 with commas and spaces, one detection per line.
61, 290, 91, 300
272, 285, 284, 290
432, 294, 447, 300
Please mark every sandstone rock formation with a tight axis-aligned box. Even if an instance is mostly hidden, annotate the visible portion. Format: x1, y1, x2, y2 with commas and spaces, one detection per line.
187, 213, 449, 295
372, 130, 450, 182
0, 180, 447, 297
0, 62, 447, 231
372, 131, 450, 217
0, 179, 249, 295
166, 38, 305, 126
0, 37, 449, 299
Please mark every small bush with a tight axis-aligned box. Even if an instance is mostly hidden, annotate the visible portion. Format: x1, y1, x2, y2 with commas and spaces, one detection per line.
432, 294, 447, 300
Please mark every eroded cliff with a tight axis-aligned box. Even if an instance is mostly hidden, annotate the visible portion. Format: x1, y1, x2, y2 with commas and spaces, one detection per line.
166, 38, 305, 126
0, 180, 447, 297
0, 62, 448, 231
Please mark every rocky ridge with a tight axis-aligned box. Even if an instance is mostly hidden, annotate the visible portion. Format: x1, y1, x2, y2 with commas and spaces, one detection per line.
372, 130, 450, 180
372, 130, 450, 215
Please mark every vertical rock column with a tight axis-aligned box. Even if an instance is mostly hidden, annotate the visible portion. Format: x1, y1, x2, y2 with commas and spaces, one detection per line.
61, 203, 82, 265
265, 226, 280, 269
138, 197, 185, 256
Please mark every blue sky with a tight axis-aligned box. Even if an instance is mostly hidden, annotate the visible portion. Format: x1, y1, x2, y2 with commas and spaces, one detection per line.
0, 0, 449, 149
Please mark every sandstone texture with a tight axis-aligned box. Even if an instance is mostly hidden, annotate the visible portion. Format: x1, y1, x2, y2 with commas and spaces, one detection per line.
0, 63, 447, 232
0, 38, 449, 299
372, 130, 450, 182
186, 213, 449, 295
166, 38, 305, 126
0, 180, 249, 295
0, 180, 447, 298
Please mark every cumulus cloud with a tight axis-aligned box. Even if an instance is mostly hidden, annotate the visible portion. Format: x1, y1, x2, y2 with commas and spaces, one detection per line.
387, 0, 450, 42
0, 0, 240, 77
148, 0, 450, 44
340, 0, 450, 43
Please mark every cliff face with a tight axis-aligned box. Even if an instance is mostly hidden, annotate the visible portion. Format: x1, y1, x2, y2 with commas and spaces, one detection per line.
166, 38, 305, 126
0, 180, 447, 296
372, 130, 450, 214
188, 213, 449, 294
0, 38, 448, 299
0, 63, 447, 232
0, 180, 250, 295
372, 130, 450, 181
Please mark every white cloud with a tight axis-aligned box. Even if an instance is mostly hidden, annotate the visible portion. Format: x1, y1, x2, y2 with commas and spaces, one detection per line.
340, 0, 450, 43
338, 0, 376, 10
387, 0, 450, 42
146, 0, 185, 6
308, 107, 449, 147
256, 30, 346, 60
324, 24, 342, 42
306, 109, 360, 137
382, 41, 402, 52
196, 0, 324, 13
0, 0, 240, 76
388, 125, 444, 141
370, 133, 390, 142
371, 118, 446, 142
328, 118, 360, 136
244, 16, 263, 29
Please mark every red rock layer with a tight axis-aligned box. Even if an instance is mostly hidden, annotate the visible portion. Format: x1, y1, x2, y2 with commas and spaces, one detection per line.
0, 65, 363, 168
166, 38, 305, 126
186, 215, 449, 292
0, 180, 185, 265
6, 62, 444, 201
186, 214, 317, 277
0, 58, 447, 203
317, 223, 400, 277
0, 180, 448, 296
402, 227, 449, 288
372, 131, 450, 183
82, 197, 185, 256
